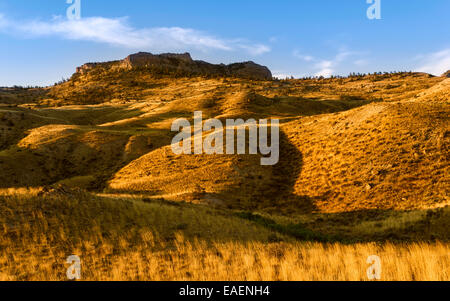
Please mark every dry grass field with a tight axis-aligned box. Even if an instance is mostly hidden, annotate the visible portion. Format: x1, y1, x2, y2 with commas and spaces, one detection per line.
0, 55, 449, 280
0, 190, 448, 281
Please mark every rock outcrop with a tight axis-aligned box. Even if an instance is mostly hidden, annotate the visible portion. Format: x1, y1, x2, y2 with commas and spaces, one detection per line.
76, 63, 101, 75
122, 52, 194, 68
227, 61, 273, 81
442, 70, 450, 78
76, 52, 272, 80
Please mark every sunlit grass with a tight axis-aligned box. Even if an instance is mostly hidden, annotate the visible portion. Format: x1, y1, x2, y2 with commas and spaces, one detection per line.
0, 191, 448, 281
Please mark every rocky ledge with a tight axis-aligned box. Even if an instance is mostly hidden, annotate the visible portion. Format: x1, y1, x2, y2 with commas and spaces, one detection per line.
76, 52, 272, 80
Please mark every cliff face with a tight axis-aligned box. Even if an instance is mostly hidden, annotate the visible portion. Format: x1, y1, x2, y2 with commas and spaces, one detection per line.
75, 52, 272, 80
122, 52, 194, 67
227, 61, 273, 81
75, 63, 100, 75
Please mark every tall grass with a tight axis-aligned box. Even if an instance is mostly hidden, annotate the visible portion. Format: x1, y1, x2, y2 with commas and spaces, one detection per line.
1, 190, 449, 281
1, 231, 448, 281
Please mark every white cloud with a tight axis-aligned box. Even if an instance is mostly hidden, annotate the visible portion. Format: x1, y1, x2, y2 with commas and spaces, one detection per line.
293, 50, 314, 62
417, 49, 450, 76
238, 43, 271, 55
293, 47, 367, 77
272, 70, 306, 79
354, 59, 369, 66
272, 73, 292, 79
0, 14, 270, 55
314, 60, 334, 77
335, 50, 353, 62
314, 69, 333, 77
0, 13, 10, 28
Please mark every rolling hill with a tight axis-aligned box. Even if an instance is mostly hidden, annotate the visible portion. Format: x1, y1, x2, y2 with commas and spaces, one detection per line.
0, 53, 448, 280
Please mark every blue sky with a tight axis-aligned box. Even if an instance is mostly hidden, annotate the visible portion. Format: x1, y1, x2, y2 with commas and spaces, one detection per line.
0, 0, 449, 86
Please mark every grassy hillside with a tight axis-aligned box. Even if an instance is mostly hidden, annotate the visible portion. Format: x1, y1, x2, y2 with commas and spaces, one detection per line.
283, 101, 449, 212
0, 65, 449, 280
0, 189, 448, 280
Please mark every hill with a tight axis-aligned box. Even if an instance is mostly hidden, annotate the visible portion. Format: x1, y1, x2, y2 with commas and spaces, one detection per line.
1, 189, 448, 280
413, 78, 450, 102
108, 100, 449, 213
0, 53, 448, 280
283, 101, 449, 212
0, 58, 447, 212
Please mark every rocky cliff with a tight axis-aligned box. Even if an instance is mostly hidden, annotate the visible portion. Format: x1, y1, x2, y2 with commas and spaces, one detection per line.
75, 52, 272, 80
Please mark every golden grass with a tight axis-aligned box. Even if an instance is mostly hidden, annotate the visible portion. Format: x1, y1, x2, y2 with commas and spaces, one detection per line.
1, 232, 448, 281
414, 78, 450, 102
1, 70, 449, 281
0, 191, 448, 281
92, 239, 449, 281
1, 72, 448, 213
283, 101, 450, 213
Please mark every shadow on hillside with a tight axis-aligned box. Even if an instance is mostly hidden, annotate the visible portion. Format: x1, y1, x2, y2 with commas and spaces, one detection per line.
39, 105, 145, 126
235, 205, 450, 243
219, 94, 376, 121
197, 128, 319, 214
265, 129, 318, 213
0, 95, 377, 204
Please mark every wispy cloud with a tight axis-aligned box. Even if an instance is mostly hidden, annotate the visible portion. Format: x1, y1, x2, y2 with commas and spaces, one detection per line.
237, 43, 271, 56
354, 59, 369, 67
292, 48, 367, 77
417, 48, 450, 76
314, 60, 334, 77
0, 14, 270, 55
293, 50, 314, 62
0, 14, 7, 28
272, 71, 299, 79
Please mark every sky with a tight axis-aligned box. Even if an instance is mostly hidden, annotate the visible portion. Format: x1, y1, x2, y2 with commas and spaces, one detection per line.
0, 0, 449, 86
